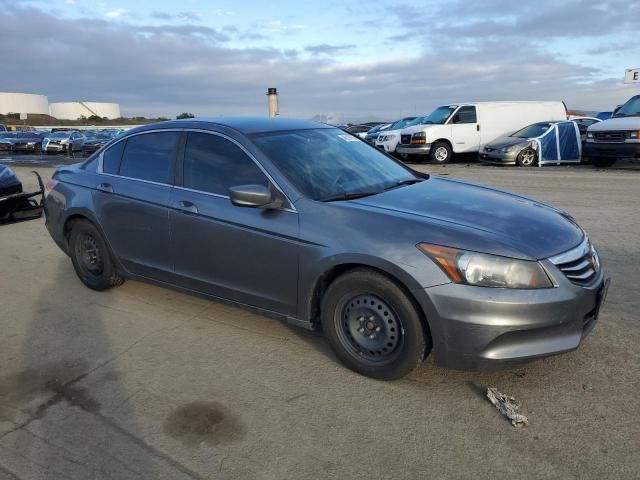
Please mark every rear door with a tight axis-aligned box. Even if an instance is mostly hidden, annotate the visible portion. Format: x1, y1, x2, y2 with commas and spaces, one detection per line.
450, 106, 480, 153
169, 130, 299, 315
94, 130, 180, 281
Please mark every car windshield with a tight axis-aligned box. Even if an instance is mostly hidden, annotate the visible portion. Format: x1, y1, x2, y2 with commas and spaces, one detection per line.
422, 106, 456, 125
252, 128, 419, 201
49, 132, 71, 138
613, 96, 640, 117
511, 122, 554, 138
390, 117, 416, 130
404, 116, 428, 127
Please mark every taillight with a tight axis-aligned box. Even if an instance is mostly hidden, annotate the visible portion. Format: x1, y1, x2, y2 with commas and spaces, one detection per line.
45, 179, 58, 197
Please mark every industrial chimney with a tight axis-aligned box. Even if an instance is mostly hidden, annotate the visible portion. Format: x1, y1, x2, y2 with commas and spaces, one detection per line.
267, 88, 279, 117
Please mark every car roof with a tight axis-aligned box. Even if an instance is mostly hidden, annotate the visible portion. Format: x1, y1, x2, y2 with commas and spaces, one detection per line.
127, 117, 334, 136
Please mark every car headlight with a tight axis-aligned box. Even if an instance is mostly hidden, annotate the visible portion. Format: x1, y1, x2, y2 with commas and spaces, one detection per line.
26, 141, 35, 145
500, 145, 520, 153
630, 131, 640, 139
587, 132, 594, 139
60, 139, 68, 144
411, 132, 426, 144
417, 243, 553, 289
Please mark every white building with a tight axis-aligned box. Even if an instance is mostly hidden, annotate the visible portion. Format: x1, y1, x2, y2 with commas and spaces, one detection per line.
0, 92, 121, 119
49, 102, 121, 120
0, 92, 49, 115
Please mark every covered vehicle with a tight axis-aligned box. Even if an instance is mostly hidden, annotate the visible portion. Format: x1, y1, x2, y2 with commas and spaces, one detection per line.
0, 164, 45, 224
480, 120, 585, 167
9, 131, 46, 153
42, 131, 85, 154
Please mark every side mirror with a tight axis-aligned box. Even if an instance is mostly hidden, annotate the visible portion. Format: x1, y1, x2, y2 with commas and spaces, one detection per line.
229, 184, 283, 209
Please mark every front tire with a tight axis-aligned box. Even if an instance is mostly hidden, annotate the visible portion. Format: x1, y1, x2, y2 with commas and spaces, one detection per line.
69, 219, 125, 291
516, 147, 537, 167
429, 142, 452, 164
321, 269, 429, 380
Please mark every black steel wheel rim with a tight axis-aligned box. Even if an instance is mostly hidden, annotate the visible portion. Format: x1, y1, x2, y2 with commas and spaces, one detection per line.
77, 233, 104, 276
335, 294, 403, 362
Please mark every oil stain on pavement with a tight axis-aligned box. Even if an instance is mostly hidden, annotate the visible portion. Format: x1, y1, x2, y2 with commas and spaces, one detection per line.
163, 401, 245, 447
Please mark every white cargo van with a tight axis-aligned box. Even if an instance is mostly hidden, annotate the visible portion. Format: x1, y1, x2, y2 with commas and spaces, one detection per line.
396, 101, 567, 163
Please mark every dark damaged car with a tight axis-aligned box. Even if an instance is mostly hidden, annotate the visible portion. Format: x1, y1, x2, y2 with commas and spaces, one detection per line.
43, 118, 610, 380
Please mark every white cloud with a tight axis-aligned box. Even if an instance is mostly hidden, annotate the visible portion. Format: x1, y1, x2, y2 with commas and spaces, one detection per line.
105, 8, 128, 19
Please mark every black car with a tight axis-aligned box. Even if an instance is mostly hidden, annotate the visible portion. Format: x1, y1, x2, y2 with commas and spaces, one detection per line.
10, 131, 46, 153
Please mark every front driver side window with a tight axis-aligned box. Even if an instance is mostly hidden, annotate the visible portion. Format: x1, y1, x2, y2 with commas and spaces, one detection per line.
183, 132, 269, 196
453, 106, 477, 124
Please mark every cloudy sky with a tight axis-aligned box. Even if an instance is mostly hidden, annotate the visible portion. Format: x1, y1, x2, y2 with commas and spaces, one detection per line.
1, 0, 638, 121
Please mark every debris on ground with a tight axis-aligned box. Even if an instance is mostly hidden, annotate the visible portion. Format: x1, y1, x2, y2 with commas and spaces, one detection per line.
0, 165, 45, 224
486, 387, 529, 427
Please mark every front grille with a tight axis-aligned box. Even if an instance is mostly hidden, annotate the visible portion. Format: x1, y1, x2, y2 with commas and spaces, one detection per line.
549, 238, 599, 286
400, 134, 411, 145
593, 131, 627, 143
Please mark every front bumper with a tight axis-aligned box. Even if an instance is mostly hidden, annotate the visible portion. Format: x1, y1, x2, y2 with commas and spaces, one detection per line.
396, 144, 431, 155
413, 266, 609, 371
583, 142, 640, 160
45, 143, 69, 152
479, 150, 518, 165
375, 140, 399, 153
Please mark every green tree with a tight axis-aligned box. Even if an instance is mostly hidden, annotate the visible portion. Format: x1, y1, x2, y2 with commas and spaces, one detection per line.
176, 112, 195, 119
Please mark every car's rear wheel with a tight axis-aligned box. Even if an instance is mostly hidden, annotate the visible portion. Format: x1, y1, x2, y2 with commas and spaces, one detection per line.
321, 269, 429, 380
429, 142, 452, 164
592, 157, 617, 168
69, 219, 125, 291
516, 147, 537, 167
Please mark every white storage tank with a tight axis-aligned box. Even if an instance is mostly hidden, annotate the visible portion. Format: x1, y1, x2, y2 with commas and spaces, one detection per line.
0, 92, 49, 115
49, 102, 121, 120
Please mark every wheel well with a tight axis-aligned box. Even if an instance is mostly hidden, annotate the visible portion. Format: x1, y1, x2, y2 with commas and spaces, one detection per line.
432, 139, 452, 150
309, 263, 432, 341
63, 214, 90, 246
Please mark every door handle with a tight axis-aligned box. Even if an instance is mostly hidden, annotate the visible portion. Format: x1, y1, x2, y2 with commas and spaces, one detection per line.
97, 182, 113, 193
476, 124, 480, 131
177, 200, 198, 214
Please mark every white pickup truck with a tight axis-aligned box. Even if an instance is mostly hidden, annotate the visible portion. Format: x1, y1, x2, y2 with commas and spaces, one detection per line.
583, 95, 640, 167
396, 101, 567, 163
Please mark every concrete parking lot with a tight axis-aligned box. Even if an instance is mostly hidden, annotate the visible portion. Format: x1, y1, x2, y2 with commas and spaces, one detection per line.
1, 163, 638, 479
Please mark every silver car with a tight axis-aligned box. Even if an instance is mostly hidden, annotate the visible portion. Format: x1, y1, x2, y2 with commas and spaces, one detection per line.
43, 131, 86, 154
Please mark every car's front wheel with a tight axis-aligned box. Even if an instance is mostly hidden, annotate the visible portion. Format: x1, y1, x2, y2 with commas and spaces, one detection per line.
429, 142, 452, 164
69, 219, 125, 291
516, 147, 537, 167
321, 269, 429, 380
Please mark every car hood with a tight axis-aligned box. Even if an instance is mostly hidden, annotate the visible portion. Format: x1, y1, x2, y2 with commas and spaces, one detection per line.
485, 136, 530, 149
588, 116, 640, 131
401, 124, 444, 135
347, 177, 583, 260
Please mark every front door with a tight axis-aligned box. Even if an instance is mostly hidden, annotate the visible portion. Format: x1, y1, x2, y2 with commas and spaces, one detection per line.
169, 131, 299, 316
93, 131, 180, 281
450, 106, 480, 153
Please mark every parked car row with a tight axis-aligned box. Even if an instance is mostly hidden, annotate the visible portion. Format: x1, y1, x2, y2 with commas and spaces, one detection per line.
356, 97, 640, 167
0, 129, 123, 155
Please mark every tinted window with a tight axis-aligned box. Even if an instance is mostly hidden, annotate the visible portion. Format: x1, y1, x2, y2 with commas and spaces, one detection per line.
102, 141, 126, 174
454, 106, 477, 124
183, 132, 268, 195
511, 122, 554, 138
120, 132, 179, 183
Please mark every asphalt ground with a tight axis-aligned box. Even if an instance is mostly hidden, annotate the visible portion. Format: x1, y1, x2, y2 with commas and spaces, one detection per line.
0, 162, 638, 479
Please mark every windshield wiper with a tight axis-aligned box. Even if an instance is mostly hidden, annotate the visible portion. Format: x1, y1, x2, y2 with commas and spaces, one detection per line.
318, 191, 380, 202
381, 178, 425, 192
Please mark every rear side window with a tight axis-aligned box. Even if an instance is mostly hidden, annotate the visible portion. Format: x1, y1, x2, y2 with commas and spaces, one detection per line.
119, 132, 179, 183
454, 106, 477, 124
183, 132, 268, 196
102, 141, 125, 174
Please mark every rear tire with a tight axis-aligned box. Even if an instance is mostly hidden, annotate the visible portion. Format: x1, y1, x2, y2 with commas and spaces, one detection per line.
69, 219, 125, 291
321, 268, 429, 380
592, 157, 617, 168
429, 142, 452, 164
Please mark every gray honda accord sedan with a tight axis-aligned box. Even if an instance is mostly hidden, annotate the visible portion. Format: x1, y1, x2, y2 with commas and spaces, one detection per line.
44, 118, 609, 380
